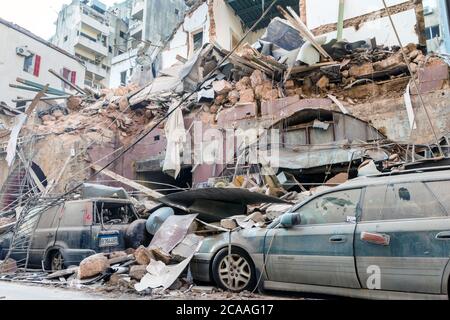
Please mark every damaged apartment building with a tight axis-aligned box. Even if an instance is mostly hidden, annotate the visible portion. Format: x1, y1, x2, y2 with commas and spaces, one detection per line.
1, 0, 450, 214
52, 0, 187, 90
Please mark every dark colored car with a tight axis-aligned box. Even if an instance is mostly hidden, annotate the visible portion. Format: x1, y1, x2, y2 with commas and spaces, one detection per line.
0, 197, 144, 270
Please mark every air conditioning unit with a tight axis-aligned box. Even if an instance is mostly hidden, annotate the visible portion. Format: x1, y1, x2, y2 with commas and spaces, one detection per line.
424, 6, 434, 16
16, 46, 32, 57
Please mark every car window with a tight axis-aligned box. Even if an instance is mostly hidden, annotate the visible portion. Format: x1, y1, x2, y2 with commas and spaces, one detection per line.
36, 205, 61, 229
95, 202, 136, 225
59, 203, 86, 227
294, 189, 361, 225
426, 181, 450, 215
362, 182, 447, 221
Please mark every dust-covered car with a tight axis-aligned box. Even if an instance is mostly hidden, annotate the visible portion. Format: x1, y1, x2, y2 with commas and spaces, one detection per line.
190, 168, 450, 300
0, 197, 149, 270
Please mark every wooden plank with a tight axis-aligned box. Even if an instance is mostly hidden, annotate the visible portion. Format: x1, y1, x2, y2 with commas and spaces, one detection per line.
91, 164, 164, 200
290, 62, 336, 75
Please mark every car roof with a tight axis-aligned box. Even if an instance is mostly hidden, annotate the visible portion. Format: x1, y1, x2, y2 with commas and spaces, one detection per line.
333, 167, 450, 191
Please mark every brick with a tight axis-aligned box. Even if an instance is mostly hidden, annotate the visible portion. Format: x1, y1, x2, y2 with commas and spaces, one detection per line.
239, 88, 255, 103
212, 80, 233, 95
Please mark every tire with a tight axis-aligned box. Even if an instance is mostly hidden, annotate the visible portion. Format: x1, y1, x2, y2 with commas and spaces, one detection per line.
47, 250, 65, 271
211, 247, 257, 293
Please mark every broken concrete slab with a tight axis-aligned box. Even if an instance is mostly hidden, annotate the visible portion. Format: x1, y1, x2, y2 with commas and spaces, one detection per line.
78, 254, 109, 280
134, 246, 155, 266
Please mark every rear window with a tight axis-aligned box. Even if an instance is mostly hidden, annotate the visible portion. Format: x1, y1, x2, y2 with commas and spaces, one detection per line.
426, 181, 450, 214
362, 182, 447, 221
94, 202, 136, 225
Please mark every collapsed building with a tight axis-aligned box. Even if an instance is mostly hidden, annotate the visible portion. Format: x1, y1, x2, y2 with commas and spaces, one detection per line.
1, 0, 450, 294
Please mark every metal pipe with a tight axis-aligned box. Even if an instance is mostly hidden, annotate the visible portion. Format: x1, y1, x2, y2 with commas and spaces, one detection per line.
48, 69, 87, 95
9, 84, 66, 96
15, 78, 68, 96
337, 0, 345, 41
12, 95, 74, 103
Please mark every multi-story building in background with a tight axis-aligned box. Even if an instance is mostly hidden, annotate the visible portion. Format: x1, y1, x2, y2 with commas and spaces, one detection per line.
52, 0, 113, 89
109, 0, 187, 88
52, 0, 187, 90
423, 0, 450, 54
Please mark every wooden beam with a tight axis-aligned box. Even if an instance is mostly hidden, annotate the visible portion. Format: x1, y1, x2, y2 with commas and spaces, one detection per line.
90, 164, 164, 200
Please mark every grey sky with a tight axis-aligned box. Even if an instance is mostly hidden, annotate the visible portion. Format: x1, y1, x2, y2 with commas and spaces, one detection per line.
0, 0, 119, 40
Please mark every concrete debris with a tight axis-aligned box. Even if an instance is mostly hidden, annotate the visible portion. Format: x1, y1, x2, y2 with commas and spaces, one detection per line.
134, 246, 155, 266
129, 265, 148, 281
78, 254, 110, 280
1, 7, 450, 300
0, 259, 17, 274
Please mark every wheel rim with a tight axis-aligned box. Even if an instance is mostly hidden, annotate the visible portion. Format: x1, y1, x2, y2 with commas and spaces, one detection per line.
218, 254, 252, 291
51, 252, 64, 271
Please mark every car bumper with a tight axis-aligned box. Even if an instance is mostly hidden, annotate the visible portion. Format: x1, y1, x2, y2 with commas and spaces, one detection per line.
190, 252, 215, 283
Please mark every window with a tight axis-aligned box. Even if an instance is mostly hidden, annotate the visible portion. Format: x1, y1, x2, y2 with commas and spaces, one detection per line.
62, 68, 77, 88
37, 205, 61, 229
94, 202, 136, 225
362, 182, 447, 221
59, 203, 86, 227
120, 71, 127, 86
120, 31, 126, 39
23, 54, 41, 77
64, 36, 68, 42
109, 46, 113, 53
425, 25, 441, 40
192, 30, 204, 53
295, 189, 361, 225
426, 181, 450, 214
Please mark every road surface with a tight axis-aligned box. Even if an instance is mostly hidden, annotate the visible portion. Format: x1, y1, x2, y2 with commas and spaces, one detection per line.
0, 281, 110, 300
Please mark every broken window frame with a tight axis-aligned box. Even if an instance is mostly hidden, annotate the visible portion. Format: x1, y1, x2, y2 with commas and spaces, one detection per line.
190, 28, 204, 56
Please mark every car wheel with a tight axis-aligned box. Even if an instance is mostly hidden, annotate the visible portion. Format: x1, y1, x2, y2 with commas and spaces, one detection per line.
49, 250, 65, 271
212, 247, 257, 293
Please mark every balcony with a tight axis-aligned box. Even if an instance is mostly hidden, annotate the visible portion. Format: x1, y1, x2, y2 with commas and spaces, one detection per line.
75, 35, 108, 57
85, 61, 108, 79
112, 48, 138, 65
80, 11, 110, 34
129, 20, 143, 38
132, 0, 144, 20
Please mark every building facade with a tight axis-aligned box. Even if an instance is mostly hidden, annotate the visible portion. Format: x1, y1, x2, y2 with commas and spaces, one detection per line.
423, 0, 450, 53
0, 18, 86, 108
109, 0, 187, 88
52, 0, 117, 89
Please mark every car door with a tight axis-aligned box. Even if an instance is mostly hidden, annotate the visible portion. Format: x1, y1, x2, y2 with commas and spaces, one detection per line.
54, 201, 93, 251
355, 181, 450, 294
29, 204, 63, 265
265, 188, 362, 288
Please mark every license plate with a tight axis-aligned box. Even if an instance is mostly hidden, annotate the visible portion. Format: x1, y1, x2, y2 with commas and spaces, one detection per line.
99, 235, 119, 248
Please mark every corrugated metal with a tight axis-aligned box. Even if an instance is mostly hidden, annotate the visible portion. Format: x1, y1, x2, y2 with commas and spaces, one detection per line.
225, 0, 300, 30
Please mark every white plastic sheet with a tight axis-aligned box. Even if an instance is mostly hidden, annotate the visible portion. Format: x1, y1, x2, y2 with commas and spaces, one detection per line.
5, 114, 27, 166
163, 102, 186, 178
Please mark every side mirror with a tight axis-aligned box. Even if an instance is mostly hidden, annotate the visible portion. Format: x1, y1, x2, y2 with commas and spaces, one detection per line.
280, 212, 302, 228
